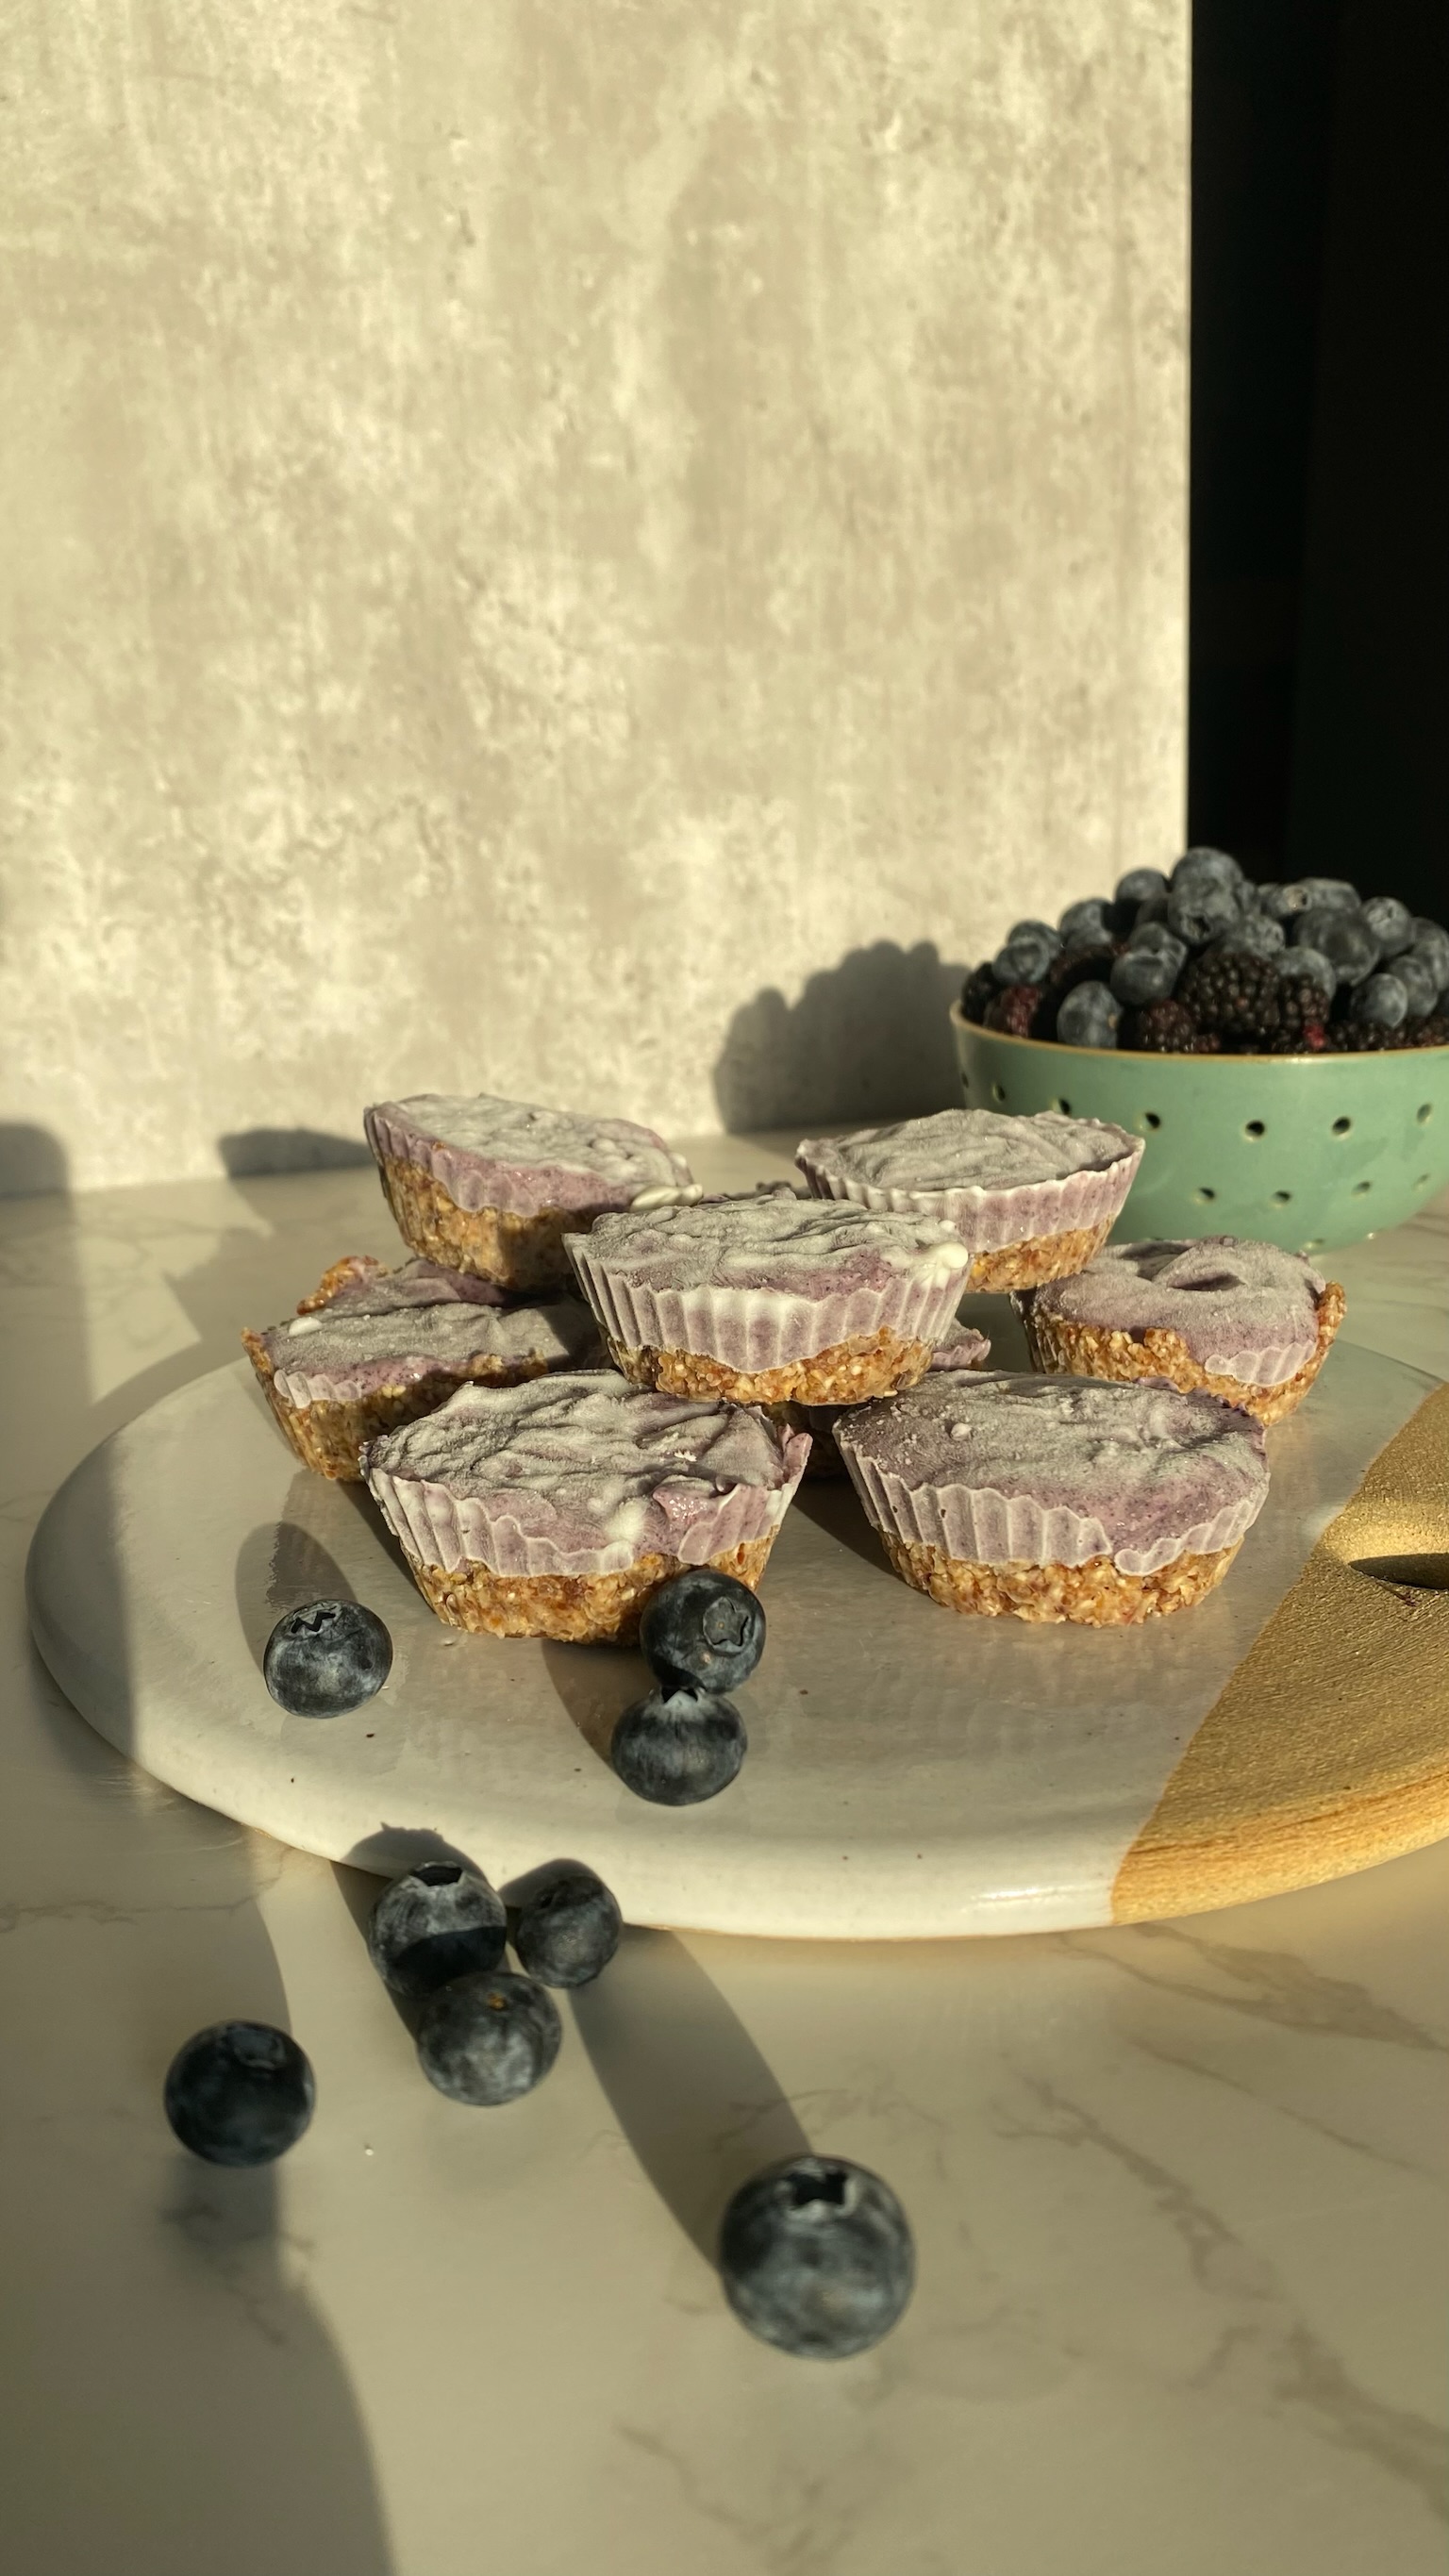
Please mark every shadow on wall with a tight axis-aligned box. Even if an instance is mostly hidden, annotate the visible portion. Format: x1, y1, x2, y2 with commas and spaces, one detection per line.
712, 942, 967, 1134
220, 1127, 371, 1177
0, 1122, 69, 1197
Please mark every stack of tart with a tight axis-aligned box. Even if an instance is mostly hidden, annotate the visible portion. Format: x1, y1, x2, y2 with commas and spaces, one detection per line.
243, 1090, 1344, 1636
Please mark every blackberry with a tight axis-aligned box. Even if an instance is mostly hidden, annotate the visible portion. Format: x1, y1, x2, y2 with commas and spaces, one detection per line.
1178, 950, 1283, 1045
1415, 1013, 1449, 1046
960, 963, 996, 1025
983, 981, 1041, 1038
1267, 975, 1329, 1054
1122, 998, 1203, 1052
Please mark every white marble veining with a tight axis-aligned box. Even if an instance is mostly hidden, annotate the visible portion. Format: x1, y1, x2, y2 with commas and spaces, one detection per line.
2, 1148, 1446, 2574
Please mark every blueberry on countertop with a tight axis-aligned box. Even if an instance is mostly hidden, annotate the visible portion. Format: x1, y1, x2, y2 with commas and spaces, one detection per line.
719, 2155, 916, 2359
509, 1862, 623, 1988
414, 1969, 561, 2105
611, 1685, 747, 1806
367, 1860, 507, 2001
164, 2021, 315, 2167
263, 1599, 391, 1717
641, 1567, 766, 1694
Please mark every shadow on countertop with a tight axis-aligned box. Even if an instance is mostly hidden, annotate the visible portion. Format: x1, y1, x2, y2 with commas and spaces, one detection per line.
9, 1122, 393, 2576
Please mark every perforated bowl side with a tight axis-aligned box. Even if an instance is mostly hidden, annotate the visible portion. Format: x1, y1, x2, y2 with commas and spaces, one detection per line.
950, 1005, 1449, 1250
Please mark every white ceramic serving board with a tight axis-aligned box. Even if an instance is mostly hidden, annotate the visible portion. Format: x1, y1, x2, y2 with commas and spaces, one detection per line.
25, 1345, 1436, 1937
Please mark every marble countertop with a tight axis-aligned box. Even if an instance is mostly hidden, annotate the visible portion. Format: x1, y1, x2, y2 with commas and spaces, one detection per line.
2, 1142, 1446, 2576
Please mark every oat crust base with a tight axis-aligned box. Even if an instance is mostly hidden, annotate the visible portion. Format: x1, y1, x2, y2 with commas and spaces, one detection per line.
375, 1151, 578, 1290
965, 1220, 1114, 1292
606, 1326, 936, 1407
242, 1332, 551, 1482
878, 1535, 1241, 1624
405, 1535, 776, 1642
1023, 1280, 1346, 1425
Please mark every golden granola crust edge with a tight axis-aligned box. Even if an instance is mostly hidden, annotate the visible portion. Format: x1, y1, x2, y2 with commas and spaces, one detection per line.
404, 1534, 778, 1642
605, 1327, 936, 1406
877, 1536, 1242, 1625
1023, 1280, 1346, 1424
375, 1151, 579, 1289
240, 1331, 551, 1481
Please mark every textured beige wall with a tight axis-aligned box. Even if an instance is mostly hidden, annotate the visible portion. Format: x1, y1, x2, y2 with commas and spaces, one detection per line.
0, 1, 1187, 1192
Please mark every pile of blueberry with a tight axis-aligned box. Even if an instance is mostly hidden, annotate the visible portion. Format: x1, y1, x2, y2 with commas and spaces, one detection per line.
610, 1569, 767, 1805
166, 1575, 914, 2355
960, 849, 1449, 1055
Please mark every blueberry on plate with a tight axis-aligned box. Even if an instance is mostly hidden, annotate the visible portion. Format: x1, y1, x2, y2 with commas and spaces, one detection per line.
164, 2021, 315, 2167
719, 2155, 916, 2359
367, 1860, 507, 2001
509, 1862, 623, 1987
264, 1600, 391, 1717
414, 1969, 561, 2105
641, 1567, 766, 1693
611, 1685, 747, 1805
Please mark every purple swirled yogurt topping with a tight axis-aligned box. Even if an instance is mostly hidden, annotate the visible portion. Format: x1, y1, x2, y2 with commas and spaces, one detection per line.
362, 1370, 809, 1579
1024, 1238, 1327, 1387
258, 1291, 601, 1407
796, 1109, 1142, 1256
364, 1094, 700, 1220
836, 1369, 1269, 1577
318, 1258, 509, 1313
568, 1195, 971, 1373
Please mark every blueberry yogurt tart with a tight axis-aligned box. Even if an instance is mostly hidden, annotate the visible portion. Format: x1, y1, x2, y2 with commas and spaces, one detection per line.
361, 1370, 809, 1642
802, 1322, 993, 1479
566, 1194, 972, 1407
795, 1109, 1142, 1292
1019, 1238, 1345, 1427
364, 1093, 700, 1292
836, 1371, 1269, 1625
242, 1256, 602, 1481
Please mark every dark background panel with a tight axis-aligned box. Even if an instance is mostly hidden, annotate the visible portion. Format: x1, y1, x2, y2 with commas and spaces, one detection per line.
1190, 0, 1449, 916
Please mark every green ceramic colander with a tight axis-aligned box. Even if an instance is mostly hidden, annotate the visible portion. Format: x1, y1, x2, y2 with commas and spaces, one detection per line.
950, 1005, 1449, 1251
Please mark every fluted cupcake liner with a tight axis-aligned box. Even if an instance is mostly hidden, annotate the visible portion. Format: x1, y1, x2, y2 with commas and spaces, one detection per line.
567, 1243, 968, 1372
796, 1127, 1142, 1258
838, 1449, 1263, 1581
363, 1427, 810, 1582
